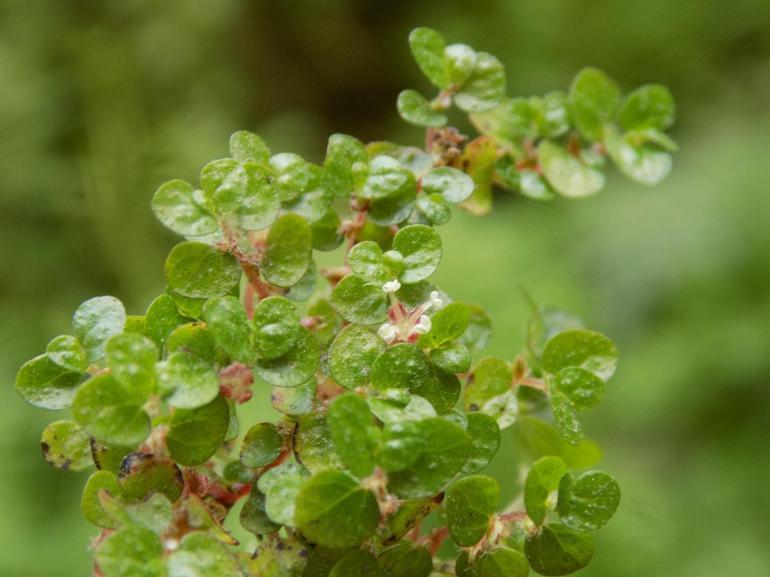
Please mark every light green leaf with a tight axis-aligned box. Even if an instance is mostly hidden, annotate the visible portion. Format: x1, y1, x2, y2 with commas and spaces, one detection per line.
311, 208, 344, 251
240, 423, 283, 468
537, 140, 605, 198
457, 137, 498, 215
568, 67, 620, 141
324, 133, 368, 196
46, 335, 88, 373
229, 130, 270, 163
348, 241, 392, 284
156, 351, 219, 409
328, 393, 377, 477
167, 532, 244, 577
422, 166, 475, 204
81, 470, 121, 528
397, 90, 448, 128
329, 324, 386, 389
15, 354, 83, 410
73, 296, 127, 362
117, 453, 183, 503
166, 322, 218, 364
258, 461, 310, 527
618, 84, 675, 131
445, 475, 500, 546
525, 456, 568, 525
261, 213, 313, 287
455, 52, 506, 112
512, 417, 602, 470
552, 367, 605, 411
557, 471, 621, 532
165, 242, 241, 299
41, 420, 92, 471
524, 523, 595, 576
460, 303, 493, 352
106, 332, 158, 394
383, 496, 443, 545
213, 162, 280, 230
393, 224, 442, 283
408, 27, 448, 88
293, 412, 343, 473
430, 341, 471, 374
166, 395, 229, 466
240, 486, 281, 535
606, 131, 672, 185
331, 274, 388, 325
73, 374, 150, 445
550, 390, 583, 445
144, 294, 185, 347
542, 329, 618, 381
464, 356, 512, 412
202, 296, 254, 364
254, 326, 319, 387
252, 296, 302, 360
416, 193, 452, 226
152, 179, 217, 237
295, 470, 379, 548
96, 525, 164, 577
271, 379, 316, 416
444, 43, 477, 86
425, 301, 470, 346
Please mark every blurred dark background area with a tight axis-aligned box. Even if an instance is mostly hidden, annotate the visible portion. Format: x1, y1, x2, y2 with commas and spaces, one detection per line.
1, 1, 769, 575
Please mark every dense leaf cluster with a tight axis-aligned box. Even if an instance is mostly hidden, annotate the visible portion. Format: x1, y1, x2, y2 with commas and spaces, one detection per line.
15, 27, 673, 577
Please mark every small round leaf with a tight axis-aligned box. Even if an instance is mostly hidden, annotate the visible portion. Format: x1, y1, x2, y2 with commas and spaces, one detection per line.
165, 242, 241, 299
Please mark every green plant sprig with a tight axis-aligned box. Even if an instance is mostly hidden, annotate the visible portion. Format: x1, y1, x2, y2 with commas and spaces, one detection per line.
15, 26, 674, 577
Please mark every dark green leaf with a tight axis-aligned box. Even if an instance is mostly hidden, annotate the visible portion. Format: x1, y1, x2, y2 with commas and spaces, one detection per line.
474, 547, 529, 577
311, 207, 344, 251
330, 550, 383, 577
392, 224, 442, 283
542, 329, 618, 381
550, 390, 583, 445
166, 395, 229, 466
144, 294, 185, 347
557, 471, 620, 532
379, 542, 433, 577
118, 453, 183, 503
240, 485, 281, 535
252, 296, 301, 360
385, 417, 470, 498
464, 357, 512, 412
383, 496, 443, 545
328, 393, 377, 477
524, 524, 595, 576
254, 326, 320, 387
430, 341, 472, 374
331, 274, 388, 325
461, 412, 501, 474
166, 322, 218, 363
425, 301, 469, 346
295, 470, 379, 548
240, 423, 283, 468
165, 242, 241, 299
445, 475, 500, 546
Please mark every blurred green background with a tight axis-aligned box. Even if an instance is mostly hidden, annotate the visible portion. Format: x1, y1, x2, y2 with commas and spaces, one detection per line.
2, 0, 769, 575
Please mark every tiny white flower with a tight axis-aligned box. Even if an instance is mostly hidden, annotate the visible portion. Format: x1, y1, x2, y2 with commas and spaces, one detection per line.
411, 314, 432, 335
378, 323, 398, 343
382, 279, 401, 293
165, 538, 179, 551
428, 290, 446, 310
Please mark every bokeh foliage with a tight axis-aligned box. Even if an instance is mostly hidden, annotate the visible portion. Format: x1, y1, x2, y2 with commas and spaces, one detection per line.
1, 1, 769, 575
